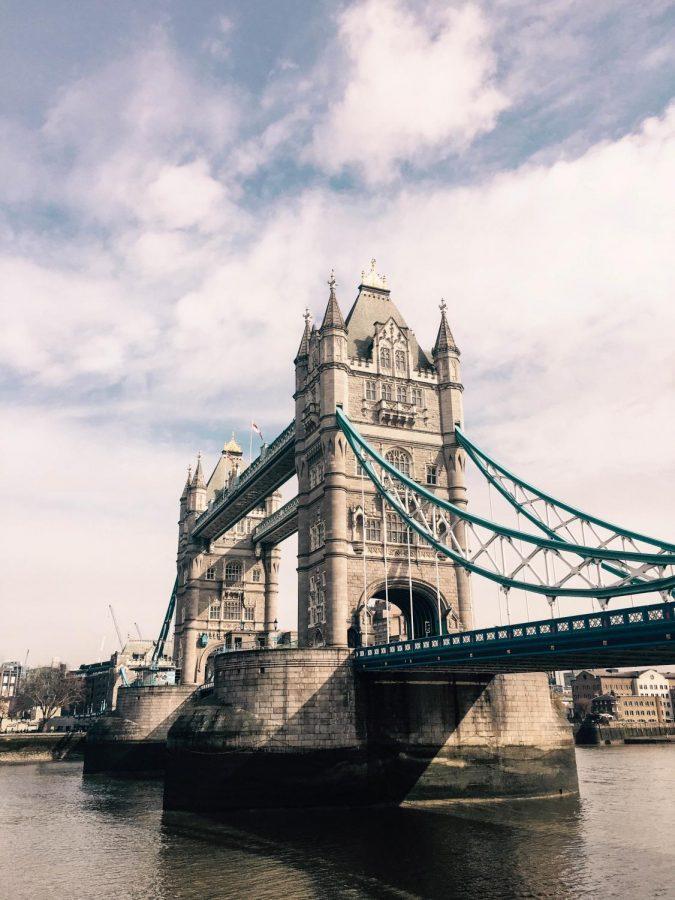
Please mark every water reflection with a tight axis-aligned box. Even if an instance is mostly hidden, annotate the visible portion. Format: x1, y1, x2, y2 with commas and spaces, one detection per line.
0, 747, 673, 900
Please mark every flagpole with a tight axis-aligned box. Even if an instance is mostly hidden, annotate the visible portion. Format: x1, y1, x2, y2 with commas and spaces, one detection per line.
249, 424, 253, 467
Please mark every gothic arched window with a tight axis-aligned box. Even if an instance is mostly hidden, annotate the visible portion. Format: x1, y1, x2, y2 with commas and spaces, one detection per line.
380, 348, 391, 369
396, 385, 407, 403
382, 382, 393, 401
225, 561, 242, 583
395, 349, 407, 372
386, 447, 412, 476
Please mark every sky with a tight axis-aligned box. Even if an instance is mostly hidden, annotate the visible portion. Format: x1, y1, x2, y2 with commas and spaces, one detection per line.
1, 0, 674, 666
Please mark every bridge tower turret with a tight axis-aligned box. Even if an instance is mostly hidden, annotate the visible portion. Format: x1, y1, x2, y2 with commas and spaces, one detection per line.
187, 453, 207, 514
433, 301, 473, 629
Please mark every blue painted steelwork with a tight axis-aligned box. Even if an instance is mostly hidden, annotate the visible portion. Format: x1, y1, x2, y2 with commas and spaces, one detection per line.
455, 425, 675, 598
354, 601, 675, 672
455, 426, 675, 551
335, 408, 675, 599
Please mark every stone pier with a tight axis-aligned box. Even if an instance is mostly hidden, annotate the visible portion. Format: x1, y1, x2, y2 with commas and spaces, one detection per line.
163, 648, 577, 812
83, 684, 195, 776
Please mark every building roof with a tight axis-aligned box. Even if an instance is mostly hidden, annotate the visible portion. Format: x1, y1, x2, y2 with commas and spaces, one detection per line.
576, 669, 632, 678
343, 273, 433, 370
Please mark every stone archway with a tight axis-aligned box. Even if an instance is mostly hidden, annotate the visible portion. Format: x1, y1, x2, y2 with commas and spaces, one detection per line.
357, 579, 454, 646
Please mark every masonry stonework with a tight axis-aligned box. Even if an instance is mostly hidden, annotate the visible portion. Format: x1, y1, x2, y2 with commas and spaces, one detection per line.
164, 648, 577, 811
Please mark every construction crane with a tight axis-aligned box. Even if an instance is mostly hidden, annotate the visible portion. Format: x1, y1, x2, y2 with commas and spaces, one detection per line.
108, 604, 124, 651
134, 622, 143, 641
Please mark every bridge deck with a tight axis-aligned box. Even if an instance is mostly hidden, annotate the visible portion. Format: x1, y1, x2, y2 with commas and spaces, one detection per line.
252, 496, 299, 546
354, 601, 674, 673
193, 422, 295, 543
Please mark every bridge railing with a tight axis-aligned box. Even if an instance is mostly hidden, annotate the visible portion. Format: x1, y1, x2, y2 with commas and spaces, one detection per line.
196, 421, 295, 526
354, 601, 674, 662
252, 496, 299, 543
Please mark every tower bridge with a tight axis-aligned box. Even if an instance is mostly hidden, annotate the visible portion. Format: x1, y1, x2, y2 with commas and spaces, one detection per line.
86, 261, 675, 811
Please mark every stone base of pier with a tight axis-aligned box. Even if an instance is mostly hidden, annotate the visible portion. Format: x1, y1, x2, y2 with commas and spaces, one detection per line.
83, 684, 195, 776
163, 649, 577, 811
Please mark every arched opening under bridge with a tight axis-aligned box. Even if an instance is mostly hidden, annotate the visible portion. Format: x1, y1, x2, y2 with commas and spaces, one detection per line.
352, 580, 454, 646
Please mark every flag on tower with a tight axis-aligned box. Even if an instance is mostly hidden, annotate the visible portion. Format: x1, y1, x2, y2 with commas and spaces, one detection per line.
251, 422, 263, 441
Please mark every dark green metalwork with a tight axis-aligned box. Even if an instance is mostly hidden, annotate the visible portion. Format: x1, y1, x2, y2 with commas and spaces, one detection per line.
455, 426, 675, 552
354, 600, 675, 672
335, 408, 675, 598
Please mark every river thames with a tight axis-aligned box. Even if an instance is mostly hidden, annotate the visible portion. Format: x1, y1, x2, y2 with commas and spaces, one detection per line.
0, 745, 673, 899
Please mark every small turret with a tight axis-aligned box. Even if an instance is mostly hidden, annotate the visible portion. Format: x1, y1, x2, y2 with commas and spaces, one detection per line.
433, 299, 461, 388
433, 298, 459, 356
180, 466, 191, 502
295, 308, 312, 362
319, 271, 347, 371
188, 453, 207, 513
320, 271, 346, 331
179, 465, 191, 533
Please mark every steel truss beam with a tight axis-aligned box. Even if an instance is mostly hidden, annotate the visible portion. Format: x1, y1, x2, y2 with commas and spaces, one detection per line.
455, 427, 675, 598
335, 409, 675, 601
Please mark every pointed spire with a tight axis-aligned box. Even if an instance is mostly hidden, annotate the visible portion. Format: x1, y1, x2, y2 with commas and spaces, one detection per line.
320, 270, 346, 331
296, 307, 312, 359
180, 465, 191, 499
433, 299, 459, 355
191, 452, 205, 489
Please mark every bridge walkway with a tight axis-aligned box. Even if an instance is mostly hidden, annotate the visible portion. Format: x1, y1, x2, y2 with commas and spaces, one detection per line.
354, 601, 674, 674
192, 421, 295, 544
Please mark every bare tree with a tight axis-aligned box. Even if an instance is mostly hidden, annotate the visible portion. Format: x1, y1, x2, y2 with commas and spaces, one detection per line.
14, 667, 85, 731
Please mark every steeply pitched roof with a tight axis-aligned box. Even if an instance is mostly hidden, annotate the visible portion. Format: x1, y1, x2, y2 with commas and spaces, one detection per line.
180, 466, 191, 499
295, 309, 312, 359
344, 284, 433, 369
433, 300, 458, 355
191, 453, 205, 489
320, 272, 346, 331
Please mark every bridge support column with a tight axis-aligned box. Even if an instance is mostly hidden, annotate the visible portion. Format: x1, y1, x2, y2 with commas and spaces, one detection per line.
262, 544, 280, 639
324, 432, 349, 648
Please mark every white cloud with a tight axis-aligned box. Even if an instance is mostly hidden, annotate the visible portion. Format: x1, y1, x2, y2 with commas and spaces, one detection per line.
2, 10, 674, 661
307, 0, 508, 182
37, 34, 241, 229
141, 160, 232, 232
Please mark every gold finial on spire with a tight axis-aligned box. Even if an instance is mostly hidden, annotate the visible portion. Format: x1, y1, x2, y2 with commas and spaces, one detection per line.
303, 306, 311, 324
327, 269, 336, 291
440, 298, 447, 314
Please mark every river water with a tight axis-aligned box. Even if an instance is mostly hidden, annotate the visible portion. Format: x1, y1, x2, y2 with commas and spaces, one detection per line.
0, 746, 673, 900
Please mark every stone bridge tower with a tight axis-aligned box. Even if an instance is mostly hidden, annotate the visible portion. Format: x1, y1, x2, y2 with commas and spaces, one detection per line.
174, 437, 281, 684
294, 262, 473, 649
